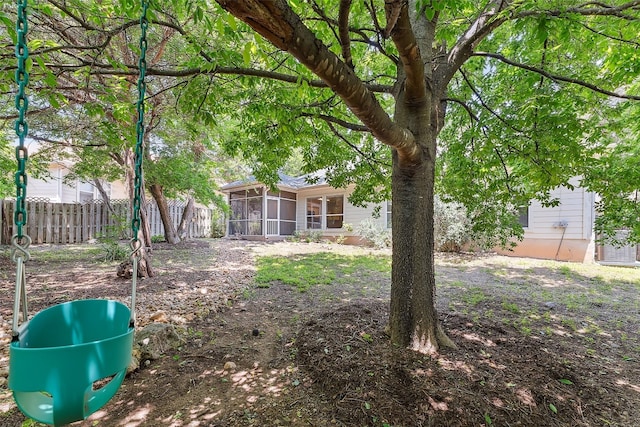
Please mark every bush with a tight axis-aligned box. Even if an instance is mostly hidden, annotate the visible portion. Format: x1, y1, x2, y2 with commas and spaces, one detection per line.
210, 207, 226, 238
151, 235, 165, 243
290, 230, 323, 243
356, 218, 391, 249
434, 196, 472, 252
334, 223, 353, 245
99, 241, 129, 262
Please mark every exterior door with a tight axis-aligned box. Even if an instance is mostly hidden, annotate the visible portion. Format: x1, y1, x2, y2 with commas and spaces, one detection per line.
266, 197, 279, 236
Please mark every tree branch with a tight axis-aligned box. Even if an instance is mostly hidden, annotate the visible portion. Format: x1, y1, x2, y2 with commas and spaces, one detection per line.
387, 1, 426, 106
216, 0, 418, 163
384, 0, 403, 38
578, 21, 640, 47
339, 0, 354, 69
298, 112, 370, 132
439, 0, 510, 89
45, 62, 394, 94
474, 51, 640, 100
443, 97, 478, 122
459, 69, 531, 139
516, 1, 640, 21
325, 121, 391, 174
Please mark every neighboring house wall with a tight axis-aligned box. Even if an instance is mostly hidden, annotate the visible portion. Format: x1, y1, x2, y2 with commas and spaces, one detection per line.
28, 162, 126, 203
496, 185, 596, 263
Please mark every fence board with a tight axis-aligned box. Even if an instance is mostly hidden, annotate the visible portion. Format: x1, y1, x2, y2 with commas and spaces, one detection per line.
0, 199, 213, 244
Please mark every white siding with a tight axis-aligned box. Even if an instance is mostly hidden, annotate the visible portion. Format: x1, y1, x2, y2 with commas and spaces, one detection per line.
60, 170, 78, 202
26, 164, 125, 203
28, 166, 63, 202
524, 185, 594, 240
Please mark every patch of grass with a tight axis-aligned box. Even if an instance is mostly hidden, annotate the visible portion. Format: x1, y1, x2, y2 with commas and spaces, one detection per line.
557, 264, 574, 278
501, 300, 521, 314
462, 287, 486, 305
255, 253, 390, 292
29, 245, 105, 262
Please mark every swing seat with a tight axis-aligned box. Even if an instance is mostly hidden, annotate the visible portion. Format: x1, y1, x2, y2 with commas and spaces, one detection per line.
9, 299, 134, 426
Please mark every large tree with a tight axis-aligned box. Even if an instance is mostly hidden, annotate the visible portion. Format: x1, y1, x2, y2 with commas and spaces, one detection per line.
208, 0, 640, 352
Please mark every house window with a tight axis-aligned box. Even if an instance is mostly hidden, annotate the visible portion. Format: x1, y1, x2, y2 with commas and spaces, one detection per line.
306, 197, 322, 229
518, 206, 529, 228
326, 195, 344, 229
306, 195, 344, 229
78, 180, 95, 203
386, 201, 392, 228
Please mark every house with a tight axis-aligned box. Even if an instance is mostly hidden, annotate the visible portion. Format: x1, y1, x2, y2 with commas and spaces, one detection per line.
221, 173, 386, 244
495, 184, 597, 263
27, 159, 127, 203
221, 173, 636, 264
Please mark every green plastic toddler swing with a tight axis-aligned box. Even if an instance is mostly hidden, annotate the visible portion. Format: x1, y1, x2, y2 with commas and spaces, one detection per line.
8, 1, 150, 425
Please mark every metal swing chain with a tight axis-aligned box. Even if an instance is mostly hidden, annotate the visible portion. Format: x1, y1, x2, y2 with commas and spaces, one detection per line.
11, 0, 31, 339
131, 0, 148, 244
129, 0, 150, 328
14, 0, 29, 240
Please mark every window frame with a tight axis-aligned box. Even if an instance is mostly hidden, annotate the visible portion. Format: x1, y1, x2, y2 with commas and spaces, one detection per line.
517, 206, 529, 228
305, 194, 345, 230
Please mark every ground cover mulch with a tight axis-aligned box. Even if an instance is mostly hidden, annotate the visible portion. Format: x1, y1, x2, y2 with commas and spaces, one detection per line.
0, 239, 638, 426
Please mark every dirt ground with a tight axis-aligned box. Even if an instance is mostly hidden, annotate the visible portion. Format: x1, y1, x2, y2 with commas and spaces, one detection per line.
0, 239, 638, 426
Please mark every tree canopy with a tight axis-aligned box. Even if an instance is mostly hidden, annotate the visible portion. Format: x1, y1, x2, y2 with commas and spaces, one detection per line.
1, 0, 639, 351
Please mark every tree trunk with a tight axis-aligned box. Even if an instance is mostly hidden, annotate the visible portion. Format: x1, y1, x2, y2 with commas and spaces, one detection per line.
176, 196, 195, 240
93, 179, 115, 214
149, 183, 180, 244
389, 93, 455, 353
124, 149, 154, 278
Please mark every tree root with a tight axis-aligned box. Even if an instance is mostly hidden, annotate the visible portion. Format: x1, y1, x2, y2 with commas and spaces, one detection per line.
436, 321, 457, 349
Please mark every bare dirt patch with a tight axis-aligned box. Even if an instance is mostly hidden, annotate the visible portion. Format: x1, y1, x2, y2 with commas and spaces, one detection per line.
0, 239, 638, 426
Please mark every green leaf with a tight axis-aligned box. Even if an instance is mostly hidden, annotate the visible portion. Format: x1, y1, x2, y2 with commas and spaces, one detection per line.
425, 7, 436, 20
558, 379, 573, 385
243, 42, 252, 67
226, 13, 237, 31
484, 413, 492, 425
549, 404, 558, 414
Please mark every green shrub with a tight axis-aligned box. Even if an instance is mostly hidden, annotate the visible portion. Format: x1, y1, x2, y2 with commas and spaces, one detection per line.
151, 235, 165, 243
99, 241, 129, 262
356, 218, 391, 249
290, 230, 323, 243
434, 195, 472, 252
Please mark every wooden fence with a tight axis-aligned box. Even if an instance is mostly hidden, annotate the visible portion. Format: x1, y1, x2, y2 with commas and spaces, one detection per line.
1, 199, 213, 245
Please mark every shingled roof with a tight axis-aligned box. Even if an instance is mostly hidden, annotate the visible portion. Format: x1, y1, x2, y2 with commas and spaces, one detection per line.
221, 171, 327, 191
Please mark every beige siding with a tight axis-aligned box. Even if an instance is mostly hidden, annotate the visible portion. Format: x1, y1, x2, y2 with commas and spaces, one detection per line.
524, 185, 594, 240
110, 180, 128, 199
500, 182, 597, 262
296, 185, 384, 236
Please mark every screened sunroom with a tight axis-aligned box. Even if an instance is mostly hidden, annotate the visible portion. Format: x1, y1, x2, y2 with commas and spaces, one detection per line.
227, 187, 297, 238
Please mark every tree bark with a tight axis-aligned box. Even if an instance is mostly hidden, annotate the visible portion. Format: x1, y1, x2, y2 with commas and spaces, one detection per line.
177, 196, 195, 240
93, 179, 115, 214
389, 78, 456, 351
149, 183, 180, 244
124, 149, 154, 277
